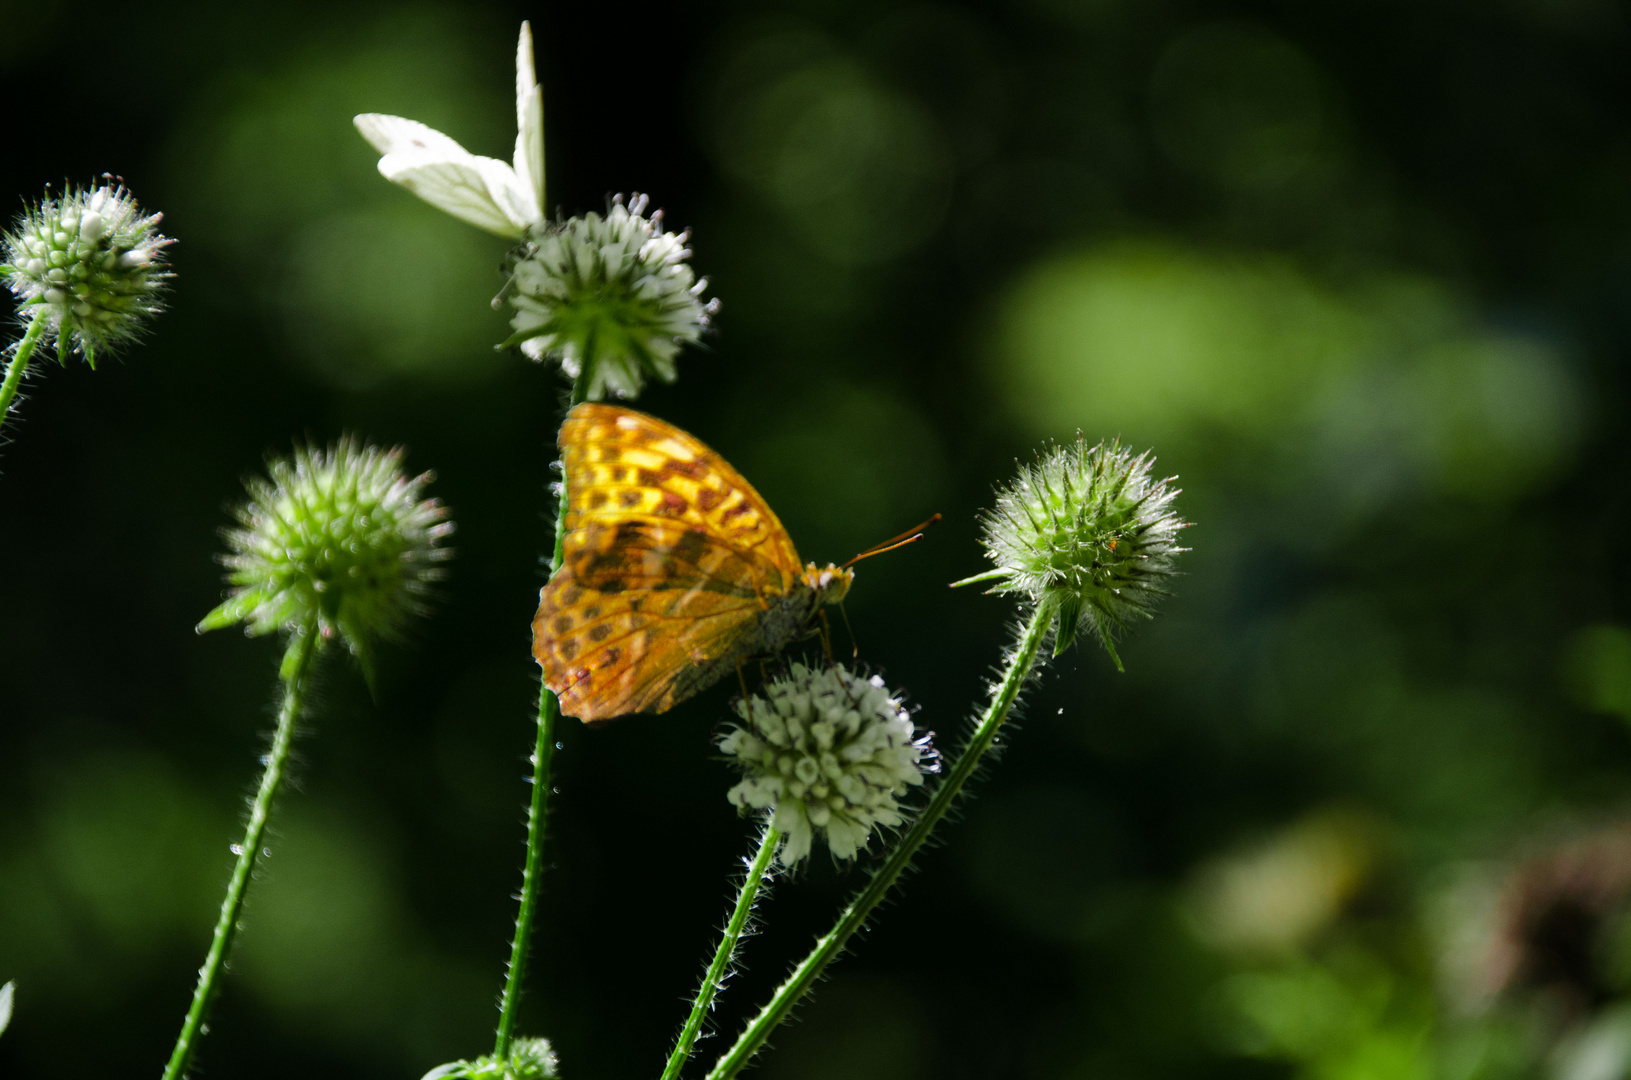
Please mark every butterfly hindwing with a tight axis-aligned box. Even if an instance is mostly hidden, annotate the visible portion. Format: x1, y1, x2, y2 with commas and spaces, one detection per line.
536, 575, 766, 719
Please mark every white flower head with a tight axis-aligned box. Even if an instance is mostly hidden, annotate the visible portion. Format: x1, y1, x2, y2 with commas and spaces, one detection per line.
720, 663, 937, 866
354, 22, 545, 238
502, 193, 718, 400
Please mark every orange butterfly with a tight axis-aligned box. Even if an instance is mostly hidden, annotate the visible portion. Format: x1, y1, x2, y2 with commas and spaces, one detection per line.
533, 403, 855, 723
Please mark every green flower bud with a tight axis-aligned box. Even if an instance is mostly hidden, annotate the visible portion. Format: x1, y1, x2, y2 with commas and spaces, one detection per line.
956, 438, 1187, 668
421, 1037, 560, 1080
720, 663, 936, 866
197, 437, 453, 679
500, 193, 717, 400
1, 182, 172, 367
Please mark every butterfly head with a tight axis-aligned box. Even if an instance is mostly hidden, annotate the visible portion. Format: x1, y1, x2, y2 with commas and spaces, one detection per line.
803, 562, 855, 606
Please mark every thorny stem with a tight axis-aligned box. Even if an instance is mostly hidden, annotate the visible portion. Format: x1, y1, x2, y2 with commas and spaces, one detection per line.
161, 625, 320, 1080
661, 825, 782, 1080
494, 369, 590, 1058
703, 603, 1054, 1080
0, 308, 49, 437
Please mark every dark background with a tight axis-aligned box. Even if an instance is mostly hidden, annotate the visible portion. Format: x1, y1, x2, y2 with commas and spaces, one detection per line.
5, 1, 1631, 1078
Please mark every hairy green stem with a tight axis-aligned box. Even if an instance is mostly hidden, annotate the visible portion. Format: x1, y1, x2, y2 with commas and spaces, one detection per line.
704, 604, 1053, 1080
161, 626, 319, 1080
662, 825, 782, 1080
494, 372, 590, 1057
0, 308, 49, 436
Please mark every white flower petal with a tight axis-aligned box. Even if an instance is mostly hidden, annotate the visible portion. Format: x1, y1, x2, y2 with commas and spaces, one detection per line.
514, 22, 546, 212
376, 149, 523, 238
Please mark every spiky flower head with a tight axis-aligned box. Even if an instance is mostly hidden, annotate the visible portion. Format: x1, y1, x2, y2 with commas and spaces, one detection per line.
501, 193, 718, 400
720, 663, 935, 866
421, 1037, 559, 1080
956, 437, 1187, 668
198, 437, 453, 678
2, 182, 172, 367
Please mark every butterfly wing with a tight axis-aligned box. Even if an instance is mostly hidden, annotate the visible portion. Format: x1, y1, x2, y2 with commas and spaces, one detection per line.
534, 403, 807, 722
353, 113, 536, 237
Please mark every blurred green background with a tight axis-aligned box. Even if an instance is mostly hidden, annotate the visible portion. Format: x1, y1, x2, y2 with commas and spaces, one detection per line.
6, 1, 1631, 1077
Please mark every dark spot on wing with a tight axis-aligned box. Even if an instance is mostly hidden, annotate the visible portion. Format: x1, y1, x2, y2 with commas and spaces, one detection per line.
588, 624, 612, 642
672, 529, 709, 566
668, 458, 706, 478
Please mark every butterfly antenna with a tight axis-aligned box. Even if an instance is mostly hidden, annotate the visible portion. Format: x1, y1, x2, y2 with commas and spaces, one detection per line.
843, 513, 942, 568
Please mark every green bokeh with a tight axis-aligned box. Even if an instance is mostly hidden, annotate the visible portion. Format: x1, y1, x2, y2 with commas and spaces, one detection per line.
4, 1, 1631, 1078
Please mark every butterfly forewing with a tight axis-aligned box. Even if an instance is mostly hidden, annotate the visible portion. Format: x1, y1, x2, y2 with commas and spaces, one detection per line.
559, 405, 804, 575
535, 403, 813, 722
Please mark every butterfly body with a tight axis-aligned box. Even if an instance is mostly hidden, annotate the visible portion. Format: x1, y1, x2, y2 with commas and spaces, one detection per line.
534, 404, 853, 723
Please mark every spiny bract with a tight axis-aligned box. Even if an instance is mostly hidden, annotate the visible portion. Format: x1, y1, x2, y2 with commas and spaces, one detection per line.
970, 437, 1186, 667
2, 182, 172, 366
198, 438, 453, 677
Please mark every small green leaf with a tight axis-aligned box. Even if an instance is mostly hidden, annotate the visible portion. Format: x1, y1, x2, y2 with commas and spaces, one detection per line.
949, 568, 1008, 589
419, 1063, 473, 1080
1098, 630, 1125, 673
1052, 595, 1081, 657
197, 590, 265, 633
279, 631, 316, 682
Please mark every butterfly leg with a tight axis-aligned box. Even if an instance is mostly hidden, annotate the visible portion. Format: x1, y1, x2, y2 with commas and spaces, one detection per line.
835, 602, 858, 661
736, 659, 757, 725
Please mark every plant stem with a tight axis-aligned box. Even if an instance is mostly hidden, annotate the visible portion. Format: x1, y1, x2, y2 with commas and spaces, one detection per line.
161, 625, 319, 1080
661, 825, 781, 1080
703, 604, 1053, 1080
494, 372, 590, 1058
0, 308, 49, 436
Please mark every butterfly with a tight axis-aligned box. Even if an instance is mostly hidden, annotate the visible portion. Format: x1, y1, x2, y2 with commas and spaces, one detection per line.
532, 403, 856, 723
354, 22, 545, 239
